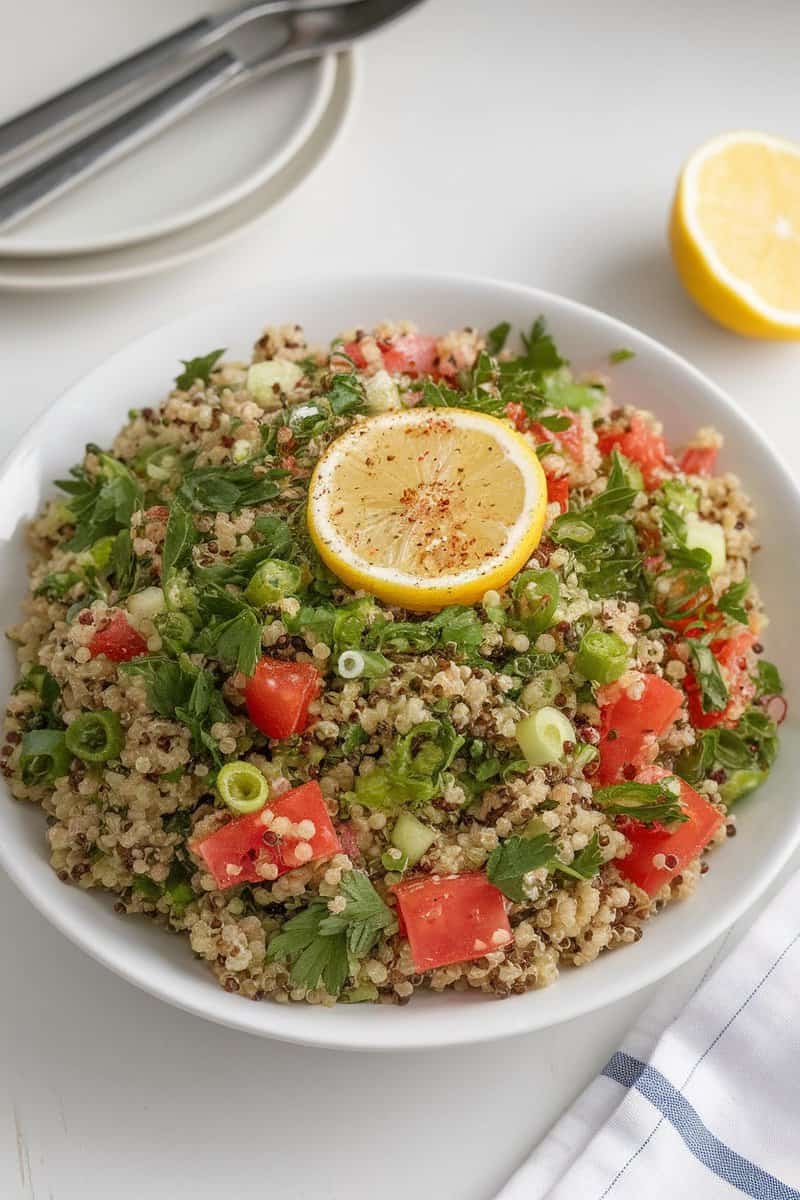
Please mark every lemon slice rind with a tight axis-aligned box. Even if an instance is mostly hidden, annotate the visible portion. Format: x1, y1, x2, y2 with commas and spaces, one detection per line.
307, 407, 547, 611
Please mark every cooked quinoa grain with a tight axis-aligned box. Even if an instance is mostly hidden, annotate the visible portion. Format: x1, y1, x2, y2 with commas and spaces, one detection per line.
3, 317, 782, 1006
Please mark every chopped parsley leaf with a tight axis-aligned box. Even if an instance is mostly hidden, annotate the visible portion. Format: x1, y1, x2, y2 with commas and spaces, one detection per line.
689, 640, 729, 713
267, 871, 395, 994
594, 780, 687, 826
487, 834, 556, 901
174, 349, 225, 391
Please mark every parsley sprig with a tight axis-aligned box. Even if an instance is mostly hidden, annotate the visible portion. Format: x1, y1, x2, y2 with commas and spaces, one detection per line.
267, 872, 395, 994
56, 449, 142, 554
174, 348, 225, 391
487, 830, 603, 902
550, 452, 643, 598
121, 655, 230, 764
689, 639, 729, 714
678, 705, 780, 784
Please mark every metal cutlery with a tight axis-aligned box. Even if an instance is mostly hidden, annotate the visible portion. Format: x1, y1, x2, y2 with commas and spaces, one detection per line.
0, 1, 357, 163
0, 0, 422, 231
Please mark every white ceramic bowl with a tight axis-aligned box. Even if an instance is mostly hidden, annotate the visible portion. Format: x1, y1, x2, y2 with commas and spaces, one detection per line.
1, 273, 797, 1051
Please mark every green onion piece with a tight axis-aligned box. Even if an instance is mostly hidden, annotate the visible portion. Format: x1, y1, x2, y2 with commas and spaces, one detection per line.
19, 729, 72, 785
391, 811, 436, 866
550, 516, 595, 544
154, 610, 195, 653
144, 445, 180, 482
513, 569, 560, 635
661, 478, 699, 513
719, 768, 767, 807
337, 649, 391, 679
573, 742, 598, 770
333, 603, 373, 648
576, 628, 629, 684
381, 847, 409, 873
338, 650, 364, 679
65, 711, 124, 764
216, 761, 268, 814
245, 559, 302, 606
516, 707, 575, 766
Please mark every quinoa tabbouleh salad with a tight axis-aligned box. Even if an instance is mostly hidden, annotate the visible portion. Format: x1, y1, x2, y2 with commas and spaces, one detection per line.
2, 316, 785, 1007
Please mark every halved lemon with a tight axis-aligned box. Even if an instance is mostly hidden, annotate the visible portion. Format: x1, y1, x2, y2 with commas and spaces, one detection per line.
307, 407, 547, 611
670, 130, 800, 338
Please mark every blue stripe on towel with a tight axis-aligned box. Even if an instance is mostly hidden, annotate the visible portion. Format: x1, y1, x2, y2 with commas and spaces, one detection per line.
602, 1051, 800, 1200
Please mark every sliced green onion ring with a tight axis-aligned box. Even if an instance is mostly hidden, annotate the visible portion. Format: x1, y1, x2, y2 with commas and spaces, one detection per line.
513, 569, 560, 635
65, 711, 124, 763
217, 761, 269, 814
155, 610, 194, 653
337, 649, 391, 680
516, 706, 575, 766
576, 628, 629, 684
337, 650, 365, 679
245, 560, 302, 606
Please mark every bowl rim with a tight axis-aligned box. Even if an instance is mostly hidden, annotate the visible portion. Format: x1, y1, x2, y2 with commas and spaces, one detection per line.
2, 269, 799, 1052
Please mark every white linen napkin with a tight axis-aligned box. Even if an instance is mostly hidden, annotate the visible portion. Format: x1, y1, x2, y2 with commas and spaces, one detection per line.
497, 869, 800, 1200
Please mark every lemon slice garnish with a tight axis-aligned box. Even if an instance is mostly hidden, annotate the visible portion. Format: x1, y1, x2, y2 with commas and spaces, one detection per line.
307, 408, 547, 611
670, 130, 800, 338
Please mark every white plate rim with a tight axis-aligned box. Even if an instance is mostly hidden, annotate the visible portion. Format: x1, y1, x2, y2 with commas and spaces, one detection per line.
1, 270, 798, 1051
0, 51, 358, 292
0, 54, 337, 259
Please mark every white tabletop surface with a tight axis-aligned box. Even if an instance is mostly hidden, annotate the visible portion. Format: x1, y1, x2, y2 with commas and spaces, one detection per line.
2, 1, 799, 1197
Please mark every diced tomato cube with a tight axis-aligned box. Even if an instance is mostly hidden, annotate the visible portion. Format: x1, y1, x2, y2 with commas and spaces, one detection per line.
380, 334, 439, 378
341, 334, 440, 379
245, 657, 320, 740
597, 675, 684, 784
546, 473, 570, 512
597, 413, 673, 489
340, 340, 369, 369
88, 612, 148, 662
686, 631, 757, 729
553, 412, 585, 465
193, 781, 340, 890
614, 766, 723, 895
393, 872, 512, 972
505, 402, 529, 432
680, 446, 718, 477
506, 405, 584, 466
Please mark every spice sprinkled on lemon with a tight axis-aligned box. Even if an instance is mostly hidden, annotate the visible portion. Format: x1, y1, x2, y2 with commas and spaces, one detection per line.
307, 408, 547, 611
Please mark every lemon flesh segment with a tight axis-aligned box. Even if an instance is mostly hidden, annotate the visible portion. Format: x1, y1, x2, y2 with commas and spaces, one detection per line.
307, 408, 547, 611
671, 131, 800, 339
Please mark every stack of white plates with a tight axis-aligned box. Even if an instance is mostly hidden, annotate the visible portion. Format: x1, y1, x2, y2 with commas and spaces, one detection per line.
0, 48, 357, 292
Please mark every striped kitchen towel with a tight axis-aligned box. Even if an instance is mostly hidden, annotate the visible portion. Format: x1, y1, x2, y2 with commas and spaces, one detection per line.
497, 869, 800, 1199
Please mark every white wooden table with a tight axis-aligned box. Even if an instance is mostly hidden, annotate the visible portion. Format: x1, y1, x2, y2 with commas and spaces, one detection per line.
1, 1, 799, 1196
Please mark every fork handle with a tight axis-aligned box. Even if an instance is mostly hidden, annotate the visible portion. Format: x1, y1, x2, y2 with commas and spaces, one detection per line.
0, 19, 218, 161
0, 53, 245, 230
